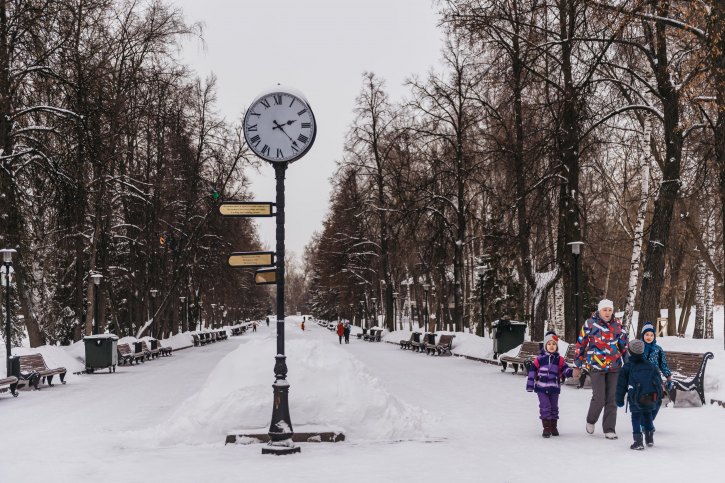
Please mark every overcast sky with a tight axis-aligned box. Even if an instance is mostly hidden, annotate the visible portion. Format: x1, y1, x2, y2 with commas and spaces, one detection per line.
171, 0, 445, 256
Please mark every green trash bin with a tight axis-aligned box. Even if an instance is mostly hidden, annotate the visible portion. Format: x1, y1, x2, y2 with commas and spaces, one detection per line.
491, 319, 527, 359
84, 334, 119, 373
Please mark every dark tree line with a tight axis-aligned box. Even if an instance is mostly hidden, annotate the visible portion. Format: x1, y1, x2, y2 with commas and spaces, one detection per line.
0, 0, 270, 347
305, 0, 724, 344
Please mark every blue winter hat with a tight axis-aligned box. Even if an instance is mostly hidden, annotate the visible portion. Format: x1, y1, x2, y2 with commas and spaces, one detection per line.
641, 322, 656, 337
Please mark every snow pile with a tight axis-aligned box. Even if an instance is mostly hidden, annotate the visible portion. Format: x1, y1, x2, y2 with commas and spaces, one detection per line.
153, 334, 432, 445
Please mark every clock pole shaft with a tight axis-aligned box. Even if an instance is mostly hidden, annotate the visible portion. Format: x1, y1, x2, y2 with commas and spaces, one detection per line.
263, 161, 300, 455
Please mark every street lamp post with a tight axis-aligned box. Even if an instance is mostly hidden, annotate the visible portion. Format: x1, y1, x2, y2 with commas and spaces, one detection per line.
475, 266, 485, 337
220, 305, 225, 328
569, 242, 585, 337
359, 300, 366, 329
1, 249, 17, 377
371, 297, 377, 327
210, 303, 216, 330
392, 292, 399, 330
349, 303, 354, 325
91, 272, 103, 335
149, 289, 158, 337
380, 280, 386, 329
180, 296, 187, 333
423, 283, 430, 331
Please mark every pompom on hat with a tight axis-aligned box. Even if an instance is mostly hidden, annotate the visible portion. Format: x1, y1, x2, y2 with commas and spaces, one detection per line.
598, 299, 614, 311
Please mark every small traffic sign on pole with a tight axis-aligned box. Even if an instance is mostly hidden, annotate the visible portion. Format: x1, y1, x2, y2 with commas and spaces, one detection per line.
255, 268, 277, 285
228, 251, 275, 268
218, 202, 275, 217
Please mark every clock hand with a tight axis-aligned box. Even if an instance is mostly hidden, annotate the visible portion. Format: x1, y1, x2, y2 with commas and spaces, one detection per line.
272, 120, 295, 142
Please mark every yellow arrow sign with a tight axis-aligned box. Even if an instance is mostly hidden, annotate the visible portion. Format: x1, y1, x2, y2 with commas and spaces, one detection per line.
255, 268, 277, 285
228, 252, 275, 268
219, 202, 274, 217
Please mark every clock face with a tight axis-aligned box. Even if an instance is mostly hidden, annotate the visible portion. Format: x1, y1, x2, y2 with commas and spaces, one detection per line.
243, 91, 317, 163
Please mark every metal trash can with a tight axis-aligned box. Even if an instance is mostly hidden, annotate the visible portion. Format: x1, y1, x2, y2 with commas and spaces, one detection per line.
491, 319, 527, 358
84, 334, 119, 373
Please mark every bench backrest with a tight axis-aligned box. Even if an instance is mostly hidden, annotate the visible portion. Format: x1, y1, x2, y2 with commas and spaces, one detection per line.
437, 334, 454, 347
664, 351, 713, 377
423, 333, 436, 345
518, 341, 541, 357
19, 353, 49, 372
412, 332, 421, 343
117, 343, 133, 355
141, 341, 154, 351
563, 344, 576, 363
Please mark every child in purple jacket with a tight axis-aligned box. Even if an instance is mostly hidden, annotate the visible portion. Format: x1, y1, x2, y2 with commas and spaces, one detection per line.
526, 332, 573, 438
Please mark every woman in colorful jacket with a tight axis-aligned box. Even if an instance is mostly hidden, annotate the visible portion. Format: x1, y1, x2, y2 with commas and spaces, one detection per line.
573, 299, 628, 440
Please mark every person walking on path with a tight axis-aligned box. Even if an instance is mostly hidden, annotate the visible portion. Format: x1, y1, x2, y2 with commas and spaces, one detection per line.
337, 321, 344, 344
615, 339, 663, 450
640, 322, 672, 426
573, 298, 628, 439
526, 332, 573, 438
343, 322, 351, 344
252, 321, 257, 333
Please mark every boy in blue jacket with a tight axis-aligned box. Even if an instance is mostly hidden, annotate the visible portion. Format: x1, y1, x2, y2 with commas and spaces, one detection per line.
640, 322, 672, 425
615, 339, 663, 450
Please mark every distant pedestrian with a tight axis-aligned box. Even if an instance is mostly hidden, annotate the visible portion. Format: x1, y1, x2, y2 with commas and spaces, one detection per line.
616, 339, 663, 450
526, 332, 573, 438
337, 322, 344, 344
266, 316, 269, 327
343, 322, 351, 344
252, 321, 257, 333
301, 321, 305, 331
640, 322, 672, 427
573, 299, 628, 440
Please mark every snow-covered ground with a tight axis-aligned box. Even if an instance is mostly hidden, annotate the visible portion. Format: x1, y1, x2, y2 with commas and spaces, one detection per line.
0, 316, 723, 482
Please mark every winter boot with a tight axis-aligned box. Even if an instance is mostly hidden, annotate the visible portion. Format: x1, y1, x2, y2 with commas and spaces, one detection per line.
630, 433, 644, 450
644, 430, 654, 447
541, 420, 551, 438
550, 419, 559, 436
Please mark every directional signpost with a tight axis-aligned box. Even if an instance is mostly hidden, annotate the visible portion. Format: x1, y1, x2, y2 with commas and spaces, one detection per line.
255, 268, 277, 285
219, 202, 275, 218
228, 251, 275, 268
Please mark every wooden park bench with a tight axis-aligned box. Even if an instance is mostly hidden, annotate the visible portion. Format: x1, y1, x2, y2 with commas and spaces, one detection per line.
141, 341, 160, 359
664, 350, 714, 406
158, 342, 173, 357
366, 329, 382, 342
427, 334, 455, 356
399, 332, 418, 349
500, 341, 540, 374
204, 332, 214, 344
117, 343, 145, 365
411, 333, 433, 352
0, 376, 19, 397
18, 353, 67, 389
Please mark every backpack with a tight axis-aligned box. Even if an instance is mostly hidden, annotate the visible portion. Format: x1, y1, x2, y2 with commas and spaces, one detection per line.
628, 362, 662, 409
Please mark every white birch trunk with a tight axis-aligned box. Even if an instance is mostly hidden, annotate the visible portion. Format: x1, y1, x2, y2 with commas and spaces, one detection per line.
623, 121, 652, 332
693, 257, 706, 339
705, 219, 715, 339
549, 278, 565, 336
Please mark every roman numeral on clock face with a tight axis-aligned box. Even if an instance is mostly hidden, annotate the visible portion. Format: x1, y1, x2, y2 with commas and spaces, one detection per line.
273, 95, 282, 105
260, 99, 270, 109
297, 108, 307, 116
291, 142, 299, 152
250, 135, 260, 146
297, 134, 309, 144
301, 122, 310, 129
261, 145, 270, 156
276, 148, 283, 158
247, 124, 257, 131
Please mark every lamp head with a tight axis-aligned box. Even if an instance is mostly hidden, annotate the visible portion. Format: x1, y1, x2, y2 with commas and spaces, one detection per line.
0, 248, 17, 264
91, 272, 103, 285
568, 241, 584, 255
150, 289, 158, 297
180, 296, 186, 302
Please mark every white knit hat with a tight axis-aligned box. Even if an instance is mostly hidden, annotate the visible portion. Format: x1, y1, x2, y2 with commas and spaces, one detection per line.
544, 332, 559, 347
598, 299, 614, 311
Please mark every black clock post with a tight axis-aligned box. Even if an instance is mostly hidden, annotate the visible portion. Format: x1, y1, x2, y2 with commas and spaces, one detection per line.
261, 161, 300, 455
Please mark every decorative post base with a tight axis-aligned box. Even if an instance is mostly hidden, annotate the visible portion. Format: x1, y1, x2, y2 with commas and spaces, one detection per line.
261, 445, 301, 455
263, 355, 300, 455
